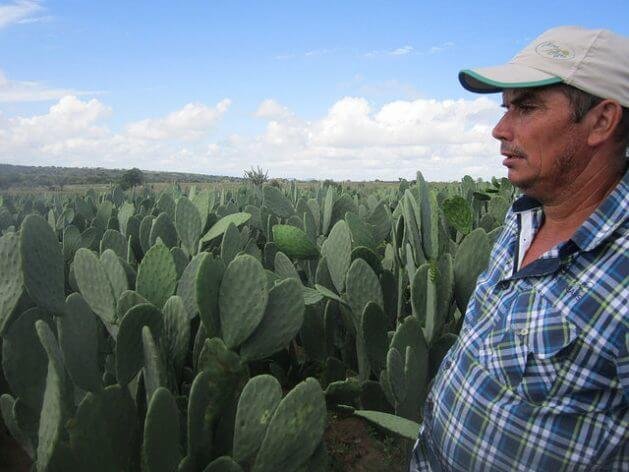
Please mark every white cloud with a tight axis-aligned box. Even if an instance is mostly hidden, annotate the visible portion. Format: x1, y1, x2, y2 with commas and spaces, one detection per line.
0, 0, 44, 29
125, 100, 231, 140
390, 45, 414, 56
0, 94, 506, 181
429, 41, 455, 54
365, 45, 416, 58
0, 70, 98, 102
254, 99, 293, 120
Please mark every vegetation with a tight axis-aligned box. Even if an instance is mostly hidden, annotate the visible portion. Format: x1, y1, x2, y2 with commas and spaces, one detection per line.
0, 163, 240, 191
243, 166, 269, 186
118, 168, 145, 190
0, 172, 514, 471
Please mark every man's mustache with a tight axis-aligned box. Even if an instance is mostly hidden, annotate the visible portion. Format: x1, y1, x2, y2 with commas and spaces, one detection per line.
500, 145, 527, 158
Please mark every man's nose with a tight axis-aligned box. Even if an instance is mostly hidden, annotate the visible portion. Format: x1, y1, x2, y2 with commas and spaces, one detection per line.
492, 113, 513, 141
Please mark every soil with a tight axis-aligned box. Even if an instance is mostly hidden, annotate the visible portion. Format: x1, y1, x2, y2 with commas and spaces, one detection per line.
324, 413, 410, 472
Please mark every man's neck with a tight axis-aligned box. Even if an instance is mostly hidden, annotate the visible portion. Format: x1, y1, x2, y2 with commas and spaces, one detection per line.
539, 160, 625, 236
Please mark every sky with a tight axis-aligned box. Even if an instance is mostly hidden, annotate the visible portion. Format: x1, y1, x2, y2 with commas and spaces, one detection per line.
0, 0, 628, 181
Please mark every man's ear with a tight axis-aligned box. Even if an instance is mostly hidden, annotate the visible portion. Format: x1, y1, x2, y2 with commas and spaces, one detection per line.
586, 99, 623, 147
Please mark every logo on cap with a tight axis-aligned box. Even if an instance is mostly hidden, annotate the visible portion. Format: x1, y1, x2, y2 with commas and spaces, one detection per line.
535, 41, 575, 60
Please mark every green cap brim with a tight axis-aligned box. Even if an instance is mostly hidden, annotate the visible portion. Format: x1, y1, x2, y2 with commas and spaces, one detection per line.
459, 66, 563, 93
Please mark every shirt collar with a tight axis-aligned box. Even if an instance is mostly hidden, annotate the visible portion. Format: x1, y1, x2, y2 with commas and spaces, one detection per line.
509, 167, 628, 252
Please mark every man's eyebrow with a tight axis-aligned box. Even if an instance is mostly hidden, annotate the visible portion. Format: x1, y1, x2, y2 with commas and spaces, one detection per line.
501, 91, 539, 107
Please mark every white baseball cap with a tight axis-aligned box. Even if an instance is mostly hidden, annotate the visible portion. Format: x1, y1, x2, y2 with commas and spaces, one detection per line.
459, 26, 629, 108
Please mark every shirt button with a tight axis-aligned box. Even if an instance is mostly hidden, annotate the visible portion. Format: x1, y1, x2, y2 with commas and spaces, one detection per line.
518, 328, 528, 336
442, 360, 452, 370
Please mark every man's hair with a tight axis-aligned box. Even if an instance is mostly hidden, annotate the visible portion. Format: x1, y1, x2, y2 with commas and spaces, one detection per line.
554, 83, 629, 156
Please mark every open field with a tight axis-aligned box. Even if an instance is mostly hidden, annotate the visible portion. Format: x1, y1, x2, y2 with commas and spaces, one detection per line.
0, 172, 513, 471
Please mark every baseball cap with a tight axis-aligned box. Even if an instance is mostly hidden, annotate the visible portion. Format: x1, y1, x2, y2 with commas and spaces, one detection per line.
459, 26, 629, 108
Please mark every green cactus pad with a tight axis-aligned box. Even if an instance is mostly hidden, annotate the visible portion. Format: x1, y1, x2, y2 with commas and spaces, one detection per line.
20, 214, 65, 315
196, 253, 225, 337
115, 303, 163, 385
0, 232, 24, 335
314, 257, 335, 292
346, 258, 383, 329
186, 371, 213, 468
57, 293, 102, 392
149, 212, 178, 248
321, 187, 335, 236
386, 348, 406, 406
252, 378, 326, 472
442, 196, 473, 235
204, 456, 243, 472
345, 212, 376, 250
330, 194, 357, 230
367, 202, 391, 244
324, 379, 361, 405
321, 220, 352, 293
1, 394, 34, 458
175, 196, 202, 256
302, 286, 323, 305
100, 229, 128, 259
117, 201, 135, 235
2, 307, 51, 412
221, 222, 242, 264
299, 304, 326, 363
196, 338, 248, 427
162, 295, 190, 375
176, 253, 204, 319
100, 249, 129, 300
273, 251, 300, 281
218, 254, 268, 349
350, 246, 383, 275
62, 225, 82, 262
361, 302, 388, 376
142, 387, 182, 472
136, 242, 177, 309
240, 278, 305, 361
117, 289, 148, 321
313, 283, 345, 305
263, 185, 295, 218
36, 351, 66, 472
157, 193, 176, 219
139, 215, 154, 253
410, 263, 430, 326
200, 212, 251, 243
142, 326, 166, 402
68, 385, 138, 472
353, 410, 419, 440
271, 225, 319, 259
73, 248, 117, 325
233, 375, 283, 464
453, 228, 490, 314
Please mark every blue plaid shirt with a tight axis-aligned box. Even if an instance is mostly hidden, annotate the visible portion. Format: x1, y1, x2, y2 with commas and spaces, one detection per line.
411, 169, 629, 471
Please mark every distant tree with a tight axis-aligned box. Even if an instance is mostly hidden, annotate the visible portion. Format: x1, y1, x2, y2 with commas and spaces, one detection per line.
243, 166, 269, 186
119, 168, 144, 190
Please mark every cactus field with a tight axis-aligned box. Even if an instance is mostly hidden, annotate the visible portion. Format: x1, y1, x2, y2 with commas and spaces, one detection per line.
0, 172, 515, 471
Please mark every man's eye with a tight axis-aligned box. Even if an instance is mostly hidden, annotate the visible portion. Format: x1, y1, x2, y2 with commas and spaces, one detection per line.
518, 104, 536, 112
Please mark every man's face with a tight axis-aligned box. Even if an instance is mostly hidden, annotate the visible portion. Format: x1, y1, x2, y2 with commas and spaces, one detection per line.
492, 86, 589, 201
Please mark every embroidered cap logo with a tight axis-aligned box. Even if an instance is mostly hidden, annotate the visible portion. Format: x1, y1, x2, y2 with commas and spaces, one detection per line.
534, 41, 575, 60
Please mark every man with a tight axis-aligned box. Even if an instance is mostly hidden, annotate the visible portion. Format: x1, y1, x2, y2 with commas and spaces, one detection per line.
411, 26, 628, 471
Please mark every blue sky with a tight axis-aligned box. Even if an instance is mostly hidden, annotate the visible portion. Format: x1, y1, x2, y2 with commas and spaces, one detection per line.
1, 0, 628, 180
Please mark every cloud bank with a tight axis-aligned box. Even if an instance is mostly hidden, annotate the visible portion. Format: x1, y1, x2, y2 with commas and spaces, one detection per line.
0, 94, 505, 181
0, 0, 44, 29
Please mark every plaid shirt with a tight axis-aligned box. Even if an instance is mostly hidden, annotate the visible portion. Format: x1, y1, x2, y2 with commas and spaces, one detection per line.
411, 169, 629, 471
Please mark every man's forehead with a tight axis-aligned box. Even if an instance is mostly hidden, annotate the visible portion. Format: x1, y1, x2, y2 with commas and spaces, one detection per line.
502, 88, 546, 103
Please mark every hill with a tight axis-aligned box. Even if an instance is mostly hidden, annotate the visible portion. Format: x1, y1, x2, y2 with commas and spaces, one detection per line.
0, 163, 241, 190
